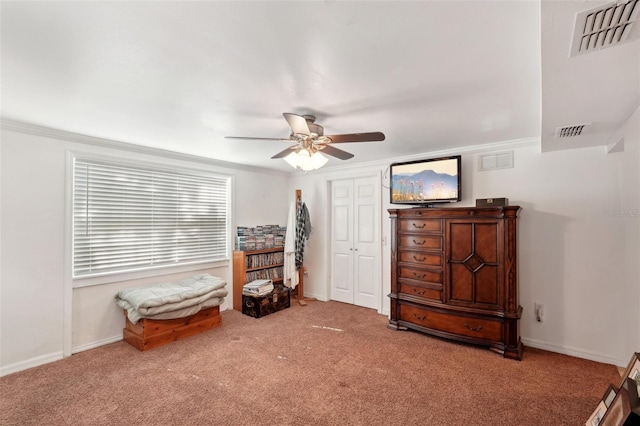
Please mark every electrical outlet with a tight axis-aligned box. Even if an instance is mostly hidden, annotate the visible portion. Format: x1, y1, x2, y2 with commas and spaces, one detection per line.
534, 303, 544, 322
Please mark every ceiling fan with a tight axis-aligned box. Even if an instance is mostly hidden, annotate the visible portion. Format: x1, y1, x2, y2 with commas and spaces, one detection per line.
225, 113, 385, 170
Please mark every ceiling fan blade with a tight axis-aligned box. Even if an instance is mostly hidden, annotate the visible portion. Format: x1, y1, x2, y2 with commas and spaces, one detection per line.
325, 132, 385, 143
271, 147, 297, 159
224, 136, 291, 141
320, 145, 354, 160
283, 113, 311, 136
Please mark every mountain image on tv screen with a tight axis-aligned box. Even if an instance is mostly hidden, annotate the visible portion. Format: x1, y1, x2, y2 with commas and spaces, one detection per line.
391, 164, 458, 202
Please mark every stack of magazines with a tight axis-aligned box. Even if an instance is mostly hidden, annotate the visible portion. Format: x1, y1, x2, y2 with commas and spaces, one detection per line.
243, 279, 274, 297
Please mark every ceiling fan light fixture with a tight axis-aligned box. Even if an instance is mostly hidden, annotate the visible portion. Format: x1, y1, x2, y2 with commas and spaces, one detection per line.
308, 151, 329, 170
283, 149, 328, 171
283, 151, 301, 169
226, 112, 385, 168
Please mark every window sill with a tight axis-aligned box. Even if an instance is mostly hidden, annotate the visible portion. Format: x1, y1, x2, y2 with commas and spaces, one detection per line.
72, 259, 230, 288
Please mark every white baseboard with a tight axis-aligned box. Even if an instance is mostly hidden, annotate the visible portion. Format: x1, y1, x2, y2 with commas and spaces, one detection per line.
0, 335, 124, 377
302, 290, 329, 302
0, 351, 64, 377
72, 335, 122, 354
522, 337, 628, 367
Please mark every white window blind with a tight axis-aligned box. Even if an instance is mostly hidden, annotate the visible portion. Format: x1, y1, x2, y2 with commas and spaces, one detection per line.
73, 158, 229, 278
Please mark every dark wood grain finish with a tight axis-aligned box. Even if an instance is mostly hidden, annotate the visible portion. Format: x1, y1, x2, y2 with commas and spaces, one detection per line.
397, 235, 443, 250
398, 267, 443, 284
399, 303, 502, 342
398, 250, 443, 267
446, 220, 502, 310
397, 218, 443, 233
399, 283, 442, 302
388, 206, 522, 360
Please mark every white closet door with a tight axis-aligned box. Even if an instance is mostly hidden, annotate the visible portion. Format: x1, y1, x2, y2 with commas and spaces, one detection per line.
353, 177, 379, 309
330, 179, 354, 304
330, 175, 380, 310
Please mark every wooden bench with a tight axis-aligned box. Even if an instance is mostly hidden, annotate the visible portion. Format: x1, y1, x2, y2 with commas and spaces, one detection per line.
123, 306, 221, 351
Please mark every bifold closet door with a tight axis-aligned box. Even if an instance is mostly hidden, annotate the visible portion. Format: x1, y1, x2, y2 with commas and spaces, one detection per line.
330, 176, 380, 310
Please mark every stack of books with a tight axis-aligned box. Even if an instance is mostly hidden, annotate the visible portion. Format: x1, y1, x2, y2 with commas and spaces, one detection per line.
236, 225, 287, 250
243, 279, 274, 297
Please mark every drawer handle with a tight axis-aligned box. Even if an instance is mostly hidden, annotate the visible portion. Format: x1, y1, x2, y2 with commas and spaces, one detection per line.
412, 289, 426, 295
412, 272, 426, 279
412, 313, 427, 321
412, 239, 426, 246
464, 323, 483, 332
412, 223, 426, 229
413, 255, 427, 262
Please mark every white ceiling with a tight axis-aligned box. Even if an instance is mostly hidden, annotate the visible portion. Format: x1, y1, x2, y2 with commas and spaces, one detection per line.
541, 0, 639, 152
1, 1, 638, 173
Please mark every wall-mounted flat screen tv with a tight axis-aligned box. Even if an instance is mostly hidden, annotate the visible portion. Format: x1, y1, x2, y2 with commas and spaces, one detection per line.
390, 155, 461, 206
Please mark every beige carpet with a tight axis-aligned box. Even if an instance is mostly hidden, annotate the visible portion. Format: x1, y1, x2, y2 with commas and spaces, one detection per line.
0, 300, 621, 425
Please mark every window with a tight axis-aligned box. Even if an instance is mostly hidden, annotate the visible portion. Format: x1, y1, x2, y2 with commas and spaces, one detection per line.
73, 157, 230, 278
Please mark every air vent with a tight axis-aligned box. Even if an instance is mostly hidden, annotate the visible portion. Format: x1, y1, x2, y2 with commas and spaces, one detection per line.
478, 151, 514, 171
570, 0, 640, 57
555, 123, 591, 138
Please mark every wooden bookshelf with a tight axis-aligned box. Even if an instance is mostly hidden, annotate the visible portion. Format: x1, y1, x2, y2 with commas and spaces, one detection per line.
232, 247, 285, 311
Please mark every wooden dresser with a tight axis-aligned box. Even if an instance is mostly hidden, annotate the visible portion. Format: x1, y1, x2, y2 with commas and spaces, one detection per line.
388, 206, 522, 360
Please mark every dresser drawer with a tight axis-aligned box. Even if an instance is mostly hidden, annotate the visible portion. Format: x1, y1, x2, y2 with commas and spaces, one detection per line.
398, 267, 442, 284
397, 219, 442, 233
398, 250, 442, 267
399, 304, 502, 342
399, 283, 442, 302
398, 235, 442, 250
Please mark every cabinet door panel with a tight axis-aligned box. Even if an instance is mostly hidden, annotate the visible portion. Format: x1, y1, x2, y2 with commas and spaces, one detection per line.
474, 223, 499, 263
450, 223, 473, 260
475, 265, 499, 305
450, 264, 473, 302
446, 220, 502, 309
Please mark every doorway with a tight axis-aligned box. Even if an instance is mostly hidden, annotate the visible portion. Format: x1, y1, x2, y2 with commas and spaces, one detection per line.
329, 175, 381, 310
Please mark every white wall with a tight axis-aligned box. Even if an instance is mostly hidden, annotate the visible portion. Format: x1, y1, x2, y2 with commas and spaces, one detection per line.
0, 126, 290, 375
470, 144, 633, 365
1, 130, 67, 373
290, 123, 639, 366
618, 108, 640, 359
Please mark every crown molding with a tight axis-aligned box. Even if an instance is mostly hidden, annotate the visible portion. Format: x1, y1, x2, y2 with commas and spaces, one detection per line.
0, 118, 289, 177
291, 136, 541, 177
1, 118, 541, 178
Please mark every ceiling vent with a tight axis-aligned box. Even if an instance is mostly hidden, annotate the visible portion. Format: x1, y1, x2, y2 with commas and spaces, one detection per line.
570, 0, 640, 57
555, 123, 592, 138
